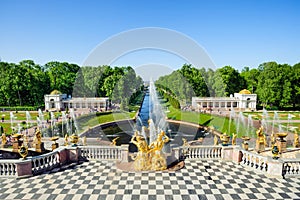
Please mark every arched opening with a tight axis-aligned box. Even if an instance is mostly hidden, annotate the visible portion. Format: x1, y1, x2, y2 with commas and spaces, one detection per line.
246, 98, 251, 109
50, 99, 55, 109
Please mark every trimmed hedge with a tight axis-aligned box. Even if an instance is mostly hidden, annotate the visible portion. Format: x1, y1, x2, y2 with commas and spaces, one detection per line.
0, 106, 42, 111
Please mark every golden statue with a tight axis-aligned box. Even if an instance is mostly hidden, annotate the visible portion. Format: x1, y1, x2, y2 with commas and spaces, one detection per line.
182, 138, 189, 146
111, 137, 119, 146
18, 144, 28, 159
131, 132, 150, 171
270, 132, 276, 145
82, 136, 87, 146
256, 126, 266, 152
1, 133, 7, 148
64, 134, 69, 146
148, 131, 170, 171
34, 128, 42, 145
294, 130, 299, 148
214, 135, 219, 146
232, 133, 237, 145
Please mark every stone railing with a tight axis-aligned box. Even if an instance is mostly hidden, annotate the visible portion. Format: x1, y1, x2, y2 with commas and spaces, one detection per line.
80, 145, 129, 162
282, 159, 300, 177
240, 149, 268, 173
0, 160, 18, 177
31, 150, 60, 175
173, 145, 223, 160
186, 145, 223, 159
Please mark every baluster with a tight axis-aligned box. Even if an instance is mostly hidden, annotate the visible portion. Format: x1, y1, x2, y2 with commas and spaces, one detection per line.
8, 163, 11, 175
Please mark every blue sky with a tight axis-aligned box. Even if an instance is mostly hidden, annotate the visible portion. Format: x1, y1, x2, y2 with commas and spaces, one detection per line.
0, 0, 299, 71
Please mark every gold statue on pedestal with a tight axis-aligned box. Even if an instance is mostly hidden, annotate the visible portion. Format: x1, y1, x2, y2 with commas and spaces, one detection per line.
182, 138, 188, 146
34, 128, 42, 145
131, 132, 150, 171
82, 136, 87, 146
256, 126, 266, 152
232, 133, 237, 145
131, 129, 170, 171
1, 133, 7, 148
270, 132, 276, 146
293, 130, 299, 148
214, 135, 219, 146
64, 134, 69, 146
148, 131, 170, 171
34, 128, 45, 153
18, 144, 28, 159
111, 137, 119, 146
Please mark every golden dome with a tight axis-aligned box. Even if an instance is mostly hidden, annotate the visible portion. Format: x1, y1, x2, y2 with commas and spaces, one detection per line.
50, 90, 62, 95
239, 89, 251, 94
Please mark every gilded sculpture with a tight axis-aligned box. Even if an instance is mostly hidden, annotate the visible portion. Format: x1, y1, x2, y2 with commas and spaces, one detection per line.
1, 133, 7, 148
232, 133, 237, 145
256, 126, 266, 152
294, 129, 299, 148
131, 129, 170, 171
111, 137, 119, 146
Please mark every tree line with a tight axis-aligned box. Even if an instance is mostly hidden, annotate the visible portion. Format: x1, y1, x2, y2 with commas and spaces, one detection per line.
155, 62, 300, 109
0, 60, 143, 109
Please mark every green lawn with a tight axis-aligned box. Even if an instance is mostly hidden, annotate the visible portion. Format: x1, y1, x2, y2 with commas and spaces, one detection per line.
0, 122, 37, 135
1, 111, 61, 121
166, 106, 252, 138
244, 111, 300, 120
76, 111, 136, 133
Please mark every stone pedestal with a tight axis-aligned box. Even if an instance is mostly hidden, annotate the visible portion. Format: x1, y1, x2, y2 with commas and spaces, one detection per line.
121, 144, 129, 163
12, 141, 23, 152
35, 143, 45, 153
67, 147, 80, 163
256, 141, 265, 152
267, 158, 283, 177
232, 147, 243, 163
277, 140, 287, 153
16, 160, 33, 177
242, 143, 249, 151
221, 146, 233, 161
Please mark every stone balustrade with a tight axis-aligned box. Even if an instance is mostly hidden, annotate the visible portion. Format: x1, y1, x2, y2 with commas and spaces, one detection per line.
80, 145, 129, 162
1, 144, 300, 178
80, 146, 122, 160
184, 145, 223, 159
240, 149, 269, 172
0, 160, 17, 177
31, 150, 60, 175
282, 159, 300, 177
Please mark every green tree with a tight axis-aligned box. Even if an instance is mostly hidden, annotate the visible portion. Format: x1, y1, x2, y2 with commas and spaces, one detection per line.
213, 66, 245, 97
45, 61, 80, 95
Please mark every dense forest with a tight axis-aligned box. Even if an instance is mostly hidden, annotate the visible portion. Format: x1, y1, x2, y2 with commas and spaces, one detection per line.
156, 62, 300, 109
0, 60, 299, 110
0, 60, 143, 109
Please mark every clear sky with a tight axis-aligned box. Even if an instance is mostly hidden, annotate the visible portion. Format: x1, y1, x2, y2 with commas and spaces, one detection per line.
1, 0, 299, 72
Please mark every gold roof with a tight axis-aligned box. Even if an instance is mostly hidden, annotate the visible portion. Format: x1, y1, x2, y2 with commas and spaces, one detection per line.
50, 90, 62, 95
239, 89, 251, 94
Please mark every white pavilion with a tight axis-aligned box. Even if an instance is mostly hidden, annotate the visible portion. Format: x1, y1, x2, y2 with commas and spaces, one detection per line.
192, 89, 257, 111
44, 90, 109, 111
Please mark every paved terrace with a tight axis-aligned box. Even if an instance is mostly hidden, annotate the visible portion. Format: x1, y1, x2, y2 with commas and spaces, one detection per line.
1, 159, 300, 200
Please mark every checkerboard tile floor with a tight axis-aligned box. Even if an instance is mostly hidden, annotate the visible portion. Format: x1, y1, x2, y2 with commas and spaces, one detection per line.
1, 159, 300, 200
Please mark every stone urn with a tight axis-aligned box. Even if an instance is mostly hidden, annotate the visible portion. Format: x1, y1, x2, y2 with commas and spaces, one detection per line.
220, 133, 230, 146
241, 136, 250, 150
12, 133, 23, 152
50, 136, 59, 150
276, 132, 288, 153
70, 134, 79, 147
